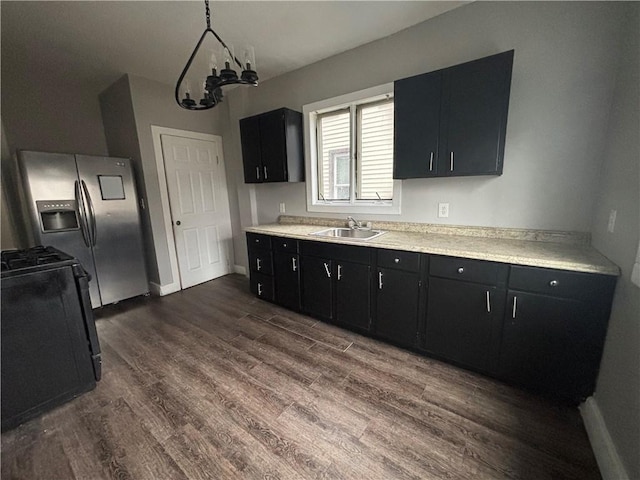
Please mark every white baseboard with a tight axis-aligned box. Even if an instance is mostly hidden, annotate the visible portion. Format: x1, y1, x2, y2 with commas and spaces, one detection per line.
234, 264, 247, 276
580, 396, 629, 480
149, 281, 181, 296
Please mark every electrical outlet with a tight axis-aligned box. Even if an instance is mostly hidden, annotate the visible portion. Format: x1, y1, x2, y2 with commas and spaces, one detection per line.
279, 202, 286, 214
438, 203, 449, 218
607, 209, 617, 233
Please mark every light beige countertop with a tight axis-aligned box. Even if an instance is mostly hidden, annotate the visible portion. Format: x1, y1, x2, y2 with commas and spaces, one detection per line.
245, 216, 620, 276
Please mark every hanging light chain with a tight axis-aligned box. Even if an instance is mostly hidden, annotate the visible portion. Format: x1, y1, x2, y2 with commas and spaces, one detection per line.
205, 0, 211, 29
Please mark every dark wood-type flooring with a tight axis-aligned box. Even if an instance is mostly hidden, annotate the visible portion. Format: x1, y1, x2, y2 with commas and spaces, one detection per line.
2, 274, 601, 479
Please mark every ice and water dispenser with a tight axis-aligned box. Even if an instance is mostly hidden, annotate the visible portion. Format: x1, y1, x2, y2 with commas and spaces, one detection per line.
36, 200, 79, 232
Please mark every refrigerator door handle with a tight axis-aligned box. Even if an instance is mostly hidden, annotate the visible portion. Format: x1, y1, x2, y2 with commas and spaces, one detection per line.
81, 180, 97, 246
74, 180, 91, 247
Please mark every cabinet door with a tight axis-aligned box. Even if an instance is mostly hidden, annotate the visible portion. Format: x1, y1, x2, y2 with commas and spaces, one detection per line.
425, 278, 504, 372
440, 50, 513, 176
274, 252, 301, 311
335, 261, 370, 331
301, 256, 333, 321
259, 110, 288, 182
375, 268, 420, 348
248, 249, 273, 275
499, 291, 604, 402
393, 70, 442, 179
240, 116, 262, 183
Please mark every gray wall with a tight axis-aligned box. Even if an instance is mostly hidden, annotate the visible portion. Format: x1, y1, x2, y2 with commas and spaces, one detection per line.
125, 74, 230, 287
223, 2, 628, 275
1, 71, 110, 247
589, 7, 640, 477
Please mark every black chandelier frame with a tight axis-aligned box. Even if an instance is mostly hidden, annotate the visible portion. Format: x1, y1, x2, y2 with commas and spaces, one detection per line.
175, 0, 258, 110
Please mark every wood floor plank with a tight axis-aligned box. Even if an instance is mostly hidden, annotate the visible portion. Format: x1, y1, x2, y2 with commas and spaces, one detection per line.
1, 274, 601, 480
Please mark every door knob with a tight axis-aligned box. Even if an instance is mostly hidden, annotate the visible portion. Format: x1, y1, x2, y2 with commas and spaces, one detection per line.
175, 220, 181, 226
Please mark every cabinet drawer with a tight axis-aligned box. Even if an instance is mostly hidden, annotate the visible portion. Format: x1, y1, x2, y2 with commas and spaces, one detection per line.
273, 237, 299, 253
301, 241, 371, 265
377, 249, 421, 272
430, 255, 508, 286
247, 233, 272, 251
248, 250, 273, 275
250, 272, 274, 301
509, 266, 616, 300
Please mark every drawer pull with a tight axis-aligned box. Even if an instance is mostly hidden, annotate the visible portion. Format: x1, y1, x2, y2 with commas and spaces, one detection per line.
512, 296, 517, 319
394, 258, 400, 264
450, 152, 454, 171
292, 257, 297, 272
257, 283, 263, 296
256, 258, 262, 271
457, 267, 464, 274
429, 152, 434, 172
486, 291, 491, 313
378, 271, 384, 290
549, 280, 559, 287
256, 166, 260, 180
263, 166, 268, 180
323, 262, 331, 278
283, 243, 287, 248
337, 264, 342, 281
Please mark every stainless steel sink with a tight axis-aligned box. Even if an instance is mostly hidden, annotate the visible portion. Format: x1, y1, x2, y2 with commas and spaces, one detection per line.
310, 227, 386, 241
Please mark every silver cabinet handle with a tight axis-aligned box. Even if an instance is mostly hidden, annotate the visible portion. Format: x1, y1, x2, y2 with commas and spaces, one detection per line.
256, 258, 261, 271
512, 296, 517, 319
450, 152, 454, 171
263, 166, 268, 180
337, 264, 342, 281
429, 152, 434, 172
378, 271, 383, 290
394, 258, 400, 264
486, 291, 491, 313
457, 267, 464, 274
323, 262, 331, 278
292, 257, 297, 272
257, 283, 263, 296
549, 280, 559, 287
256, 166, 260, 180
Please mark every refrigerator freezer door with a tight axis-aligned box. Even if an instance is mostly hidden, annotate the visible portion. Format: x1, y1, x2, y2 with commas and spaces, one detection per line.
18, 151, 102, 307
75, 155, 148, 305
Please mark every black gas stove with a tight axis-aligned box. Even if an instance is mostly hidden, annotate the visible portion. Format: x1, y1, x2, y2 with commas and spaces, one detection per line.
1, 245, 101, 431
1, 245, 77, 276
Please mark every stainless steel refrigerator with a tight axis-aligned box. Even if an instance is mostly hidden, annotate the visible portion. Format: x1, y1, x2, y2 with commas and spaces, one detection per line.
18, 150, 148, 308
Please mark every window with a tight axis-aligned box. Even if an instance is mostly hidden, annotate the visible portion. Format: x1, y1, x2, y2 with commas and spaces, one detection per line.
304, 84, 401, 214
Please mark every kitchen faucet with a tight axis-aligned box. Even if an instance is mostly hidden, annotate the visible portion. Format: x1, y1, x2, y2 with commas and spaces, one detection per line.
347, 216, 362, 229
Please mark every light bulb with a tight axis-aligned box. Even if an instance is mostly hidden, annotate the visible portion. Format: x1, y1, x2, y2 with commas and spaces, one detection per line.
242, 46, 256, 71
209, 51, 219, 75
223, 45, 234, 70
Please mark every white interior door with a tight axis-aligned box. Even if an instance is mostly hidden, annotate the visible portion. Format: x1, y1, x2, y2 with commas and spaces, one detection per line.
160, 134, 233, 289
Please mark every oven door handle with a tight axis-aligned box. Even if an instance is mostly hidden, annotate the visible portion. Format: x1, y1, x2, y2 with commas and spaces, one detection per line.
74, 180, 91, 247
81, 180, 97, 247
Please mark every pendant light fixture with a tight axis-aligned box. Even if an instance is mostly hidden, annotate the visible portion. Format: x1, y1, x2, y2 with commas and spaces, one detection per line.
175, 0, 258, 110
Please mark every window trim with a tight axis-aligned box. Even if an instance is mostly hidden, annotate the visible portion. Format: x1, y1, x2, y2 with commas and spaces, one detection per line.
303, 83, 402, 215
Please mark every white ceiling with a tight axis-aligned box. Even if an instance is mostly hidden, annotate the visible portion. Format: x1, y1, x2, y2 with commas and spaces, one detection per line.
1, 1, 467, 93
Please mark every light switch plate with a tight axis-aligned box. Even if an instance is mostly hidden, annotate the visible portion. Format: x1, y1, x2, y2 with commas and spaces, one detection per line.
607, 209, 617, 233
438, 203, 449, 218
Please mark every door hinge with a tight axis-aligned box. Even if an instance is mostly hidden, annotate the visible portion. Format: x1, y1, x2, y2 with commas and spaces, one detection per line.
418, 280, 422, 288
140, 197, 146, 210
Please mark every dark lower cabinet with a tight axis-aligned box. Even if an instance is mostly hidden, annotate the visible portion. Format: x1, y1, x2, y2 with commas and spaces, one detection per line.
250, 271, 274, 301
248, 234, 617, 404
425, 278, 505, 372
301, 255, 333, 321
499, 291, 608, 402
335, 261, 370, 331
375, 267, 421, 348
274, 251, 301, 311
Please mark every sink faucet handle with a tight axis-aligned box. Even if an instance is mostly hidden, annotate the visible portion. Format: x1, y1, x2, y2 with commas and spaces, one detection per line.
346, 216, 360, 229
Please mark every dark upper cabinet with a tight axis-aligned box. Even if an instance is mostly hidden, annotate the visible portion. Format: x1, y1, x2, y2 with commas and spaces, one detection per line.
394, 70, 442, 178
499, 266, 616, 403
240, 108, 304, 184
394, 50, 514, 179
